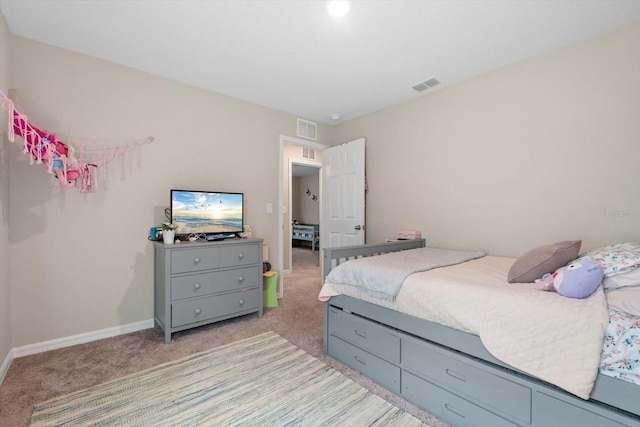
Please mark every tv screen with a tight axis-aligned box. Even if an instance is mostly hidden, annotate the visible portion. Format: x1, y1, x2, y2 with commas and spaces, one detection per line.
170, 189, 244, 236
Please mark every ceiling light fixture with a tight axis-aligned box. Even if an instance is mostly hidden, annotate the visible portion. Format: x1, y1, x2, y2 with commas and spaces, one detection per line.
327, 1, 351, 17
331, 113, 342, 121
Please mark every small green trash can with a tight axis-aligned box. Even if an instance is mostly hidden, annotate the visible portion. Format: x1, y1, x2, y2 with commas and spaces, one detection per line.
263, 271, 279, 308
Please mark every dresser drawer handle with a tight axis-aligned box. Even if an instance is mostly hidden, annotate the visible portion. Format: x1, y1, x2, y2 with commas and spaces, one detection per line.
239, 299, 245, 306
194, 283, 201, 290
444, 403, 466, 419
354, 355, 367, 366
354, 329, 367, 339
445, 369, 466, 382
193, 257, 201, 264
194, 308, 202, 315
238, 276, 244, 282
238, 253, 245, 259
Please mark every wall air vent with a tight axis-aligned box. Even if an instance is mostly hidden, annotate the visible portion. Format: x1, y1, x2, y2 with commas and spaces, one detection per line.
411, 77, 440, 92
297, 118, 317, 141
302, 147, 316, 160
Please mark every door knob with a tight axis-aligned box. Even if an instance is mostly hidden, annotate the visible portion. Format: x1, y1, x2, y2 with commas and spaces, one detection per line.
354, 225, 361, 230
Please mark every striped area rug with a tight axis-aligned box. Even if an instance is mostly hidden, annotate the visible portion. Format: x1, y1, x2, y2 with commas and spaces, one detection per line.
30, 332, 429, 426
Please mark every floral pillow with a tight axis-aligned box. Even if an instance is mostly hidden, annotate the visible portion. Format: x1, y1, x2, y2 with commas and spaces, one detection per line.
580, 242, 640, 287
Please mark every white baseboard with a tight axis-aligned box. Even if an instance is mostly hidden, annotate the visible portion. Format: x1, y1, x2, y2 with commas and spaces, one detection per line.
0, 319, 154, 384
0, 347, 15, 385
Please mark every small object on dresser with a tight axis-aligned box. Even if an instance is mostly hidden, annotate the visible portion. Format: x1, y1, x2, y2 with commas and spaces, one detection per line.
148, 227, 162, 241
162, 222, 178, 245
242, 225, 253, 239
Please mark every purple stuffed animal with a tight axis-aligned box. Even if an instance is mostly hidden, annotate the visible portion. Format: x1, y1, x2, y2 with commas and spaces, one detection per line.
535, 258, 604, 299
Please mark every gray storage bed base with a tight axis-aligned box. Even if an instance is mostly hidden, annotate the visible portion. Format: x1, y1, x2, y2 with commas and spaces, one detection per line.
322, 240, 640, 427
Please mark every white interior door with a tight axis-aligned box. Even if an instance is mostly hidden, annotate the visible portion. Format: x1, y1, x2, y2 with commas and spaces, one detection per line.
321, 138, 365, 250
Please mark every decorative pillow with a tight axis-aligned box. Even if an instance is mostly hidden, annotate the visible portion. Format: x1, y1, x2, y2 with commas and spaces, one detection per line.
508, 240, 582, 283
579, 242, 640, 279
605, 286, 640, 316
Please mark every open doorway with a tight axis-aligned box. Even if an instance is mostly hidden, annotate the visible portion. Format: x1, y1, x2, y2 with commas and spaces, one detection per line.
290, 164, 321, 271
279, 136, 327, 299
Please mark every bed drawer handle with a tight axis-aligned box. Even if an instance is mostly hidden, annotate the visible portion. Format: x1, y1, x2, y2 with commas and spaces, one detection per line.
445, 369, 466, 382
354, 355, 367, 366
354, 329, 367, 339
444, 403, 466, 419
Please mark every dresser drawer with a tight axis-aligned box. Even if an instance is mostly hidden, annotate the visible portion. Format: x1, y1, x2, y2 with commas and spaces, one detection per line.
534, 392, 628, 427
171, 288, 260, 327
219, 244, 259, 267
171, 247, 220, 274
171, 266, 261, 301
328, 335, 400, 394
328, 307, 400, 363
402, 370, 518, 427
402, 338, 531, 423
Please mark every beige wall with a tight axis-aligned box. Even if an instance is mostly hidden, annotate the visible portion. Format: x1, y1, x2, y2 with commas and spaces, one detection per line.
333, 22, 640, 257
0, 8, 11, 369
297, 174, 320, 225
2, 18, 640, 352
7, 36, 330, 347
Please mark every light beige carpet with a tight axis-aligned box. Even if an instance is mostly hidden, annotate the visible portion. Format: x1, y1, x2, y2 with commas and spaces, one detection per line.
30, 332, 430, 427
0, 247, 450, 427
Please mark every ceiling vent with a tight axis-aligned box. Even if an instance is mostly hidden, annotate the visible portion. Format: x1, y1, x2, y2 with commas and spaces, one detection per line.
302, 147, 316, 160
297, 118, 317, 141
411, 77, 440, 92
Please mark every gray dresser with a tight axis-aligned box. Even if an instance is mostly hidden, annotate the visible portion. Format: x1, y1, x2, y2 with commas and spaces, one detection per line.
153, 238, 263, 343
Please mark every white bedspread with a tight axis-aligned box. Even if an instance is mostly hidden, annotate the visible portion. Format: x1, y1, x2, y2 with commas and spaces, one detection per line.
319, 256, 610, 399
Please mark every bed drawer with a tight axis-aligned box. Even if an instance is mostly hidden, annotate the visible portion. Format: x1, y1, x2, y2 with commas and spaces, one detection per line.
172, 247, 220, 274
171, 266, 261, 301
534, 391, 631, 427
171, 288, 260, 327
328, 335, 401, 394
402, 370, 518, 427
402, 337, 531, 423
328, 307, 401, 363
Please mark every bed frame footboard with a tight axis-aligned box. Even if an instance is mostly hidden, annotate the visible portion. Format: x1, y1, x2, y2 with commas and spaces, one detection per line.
322, 239, 426, 281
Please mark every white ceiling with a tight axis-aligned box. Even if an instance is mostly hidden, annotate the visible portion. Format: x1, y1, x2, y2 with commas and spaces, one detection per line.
1, 0, 640, 125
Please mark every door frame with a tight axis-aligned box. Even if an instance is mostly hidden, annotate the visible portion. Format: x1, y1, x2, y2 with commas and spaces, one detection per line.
278, 135, 328, 298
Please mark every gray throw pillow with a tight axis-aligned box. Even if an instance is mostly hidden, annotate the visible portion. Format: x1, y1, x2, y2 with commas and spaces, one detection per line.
508, 240, 582, 283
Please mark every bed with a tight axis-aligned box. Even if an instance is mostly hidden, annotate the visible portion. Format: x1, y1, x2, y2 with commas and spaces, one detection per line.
319, 239, 640, 427
292, 223, 320, 252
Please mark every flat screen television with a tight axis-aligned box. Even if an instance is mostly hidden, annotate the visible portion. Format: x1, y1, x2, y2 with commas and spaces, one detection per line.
170, 189, 244, 237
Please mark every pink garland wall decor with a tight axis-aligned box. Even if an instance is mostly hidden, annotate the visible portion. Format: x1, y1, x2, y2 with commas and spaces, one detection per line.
1, 89, 154, 193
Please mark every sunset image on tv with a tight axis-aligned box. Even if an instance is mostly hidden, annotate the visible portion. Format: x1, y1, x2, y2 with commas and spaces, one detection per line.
171, 191, 243, 234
